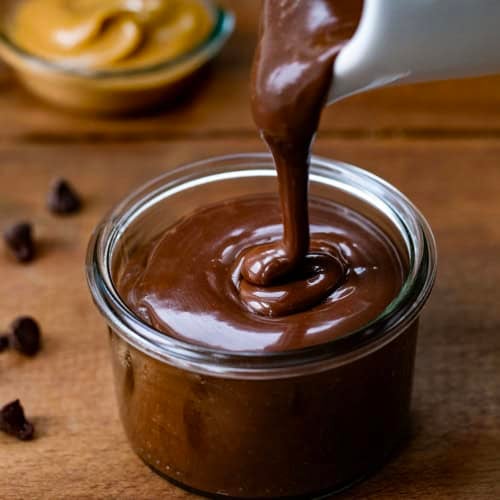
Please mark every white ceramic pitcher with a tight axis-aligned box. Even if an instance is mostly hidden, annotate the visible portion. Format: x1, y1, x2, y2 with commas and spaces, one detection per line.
329, 0, 500, 102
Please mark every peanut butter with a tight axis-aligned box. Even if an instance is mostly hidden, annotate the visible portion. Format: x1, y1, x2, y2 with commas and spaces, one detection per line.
11, 0, 215, 70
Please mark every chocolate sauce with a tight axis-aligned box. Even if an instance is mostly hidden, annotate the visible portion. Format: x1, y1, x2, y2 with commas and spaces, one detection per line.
116, 195, 404, 352
112, 0, 408, 352
240, 0, 364, 315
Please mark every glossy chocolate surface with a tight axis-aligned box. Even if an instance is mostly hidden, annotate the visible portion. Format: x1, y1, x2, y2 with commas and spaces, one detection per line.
116, 195, 404, 352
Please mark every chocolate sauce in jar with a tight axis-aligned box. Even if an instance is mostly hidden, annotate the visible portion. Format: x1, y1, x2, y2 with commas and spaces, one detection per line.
116, 195, 405, 352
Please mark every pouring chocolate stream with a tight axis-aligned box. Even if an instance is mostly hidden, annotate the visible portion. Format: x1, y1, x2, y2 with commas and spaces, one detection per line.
116, 0, 406, 351
239, 0, 363, 316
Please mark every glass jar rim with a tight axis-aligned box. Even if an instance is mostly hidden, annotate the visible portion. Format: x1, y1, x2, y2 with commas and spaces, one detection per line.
86, 153, 437, 379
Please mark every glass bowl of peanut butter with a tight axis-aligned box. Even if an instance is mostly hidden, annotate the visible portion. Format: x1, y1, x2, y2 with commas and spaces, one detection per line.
0, 0, 234, 114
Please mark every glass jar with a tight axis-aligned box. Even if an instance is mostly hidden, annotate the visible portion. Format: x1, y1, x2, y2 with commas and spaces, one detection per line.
86, 154, 436, 498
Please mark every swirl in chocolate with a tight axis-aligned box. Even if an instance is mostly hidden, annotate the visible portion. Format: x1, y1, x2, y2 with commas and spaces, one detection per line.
115, 195, 405, 352
239, 0, 364, 317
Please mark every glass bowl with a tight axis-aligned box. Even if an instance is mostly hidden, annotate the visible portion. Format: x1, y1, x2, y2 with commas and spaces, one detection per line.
86, 154, 437, 498
0, 0, 234, 114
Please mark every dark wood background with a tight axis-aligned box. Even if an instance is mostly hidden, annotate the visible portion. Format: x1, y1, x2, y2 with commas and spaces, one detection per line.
1, 1, 499, 498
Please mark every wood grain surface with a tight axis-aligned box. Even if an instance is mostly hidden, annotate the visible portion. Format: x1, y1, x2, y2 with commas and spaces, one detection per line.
1, 1, 499, 499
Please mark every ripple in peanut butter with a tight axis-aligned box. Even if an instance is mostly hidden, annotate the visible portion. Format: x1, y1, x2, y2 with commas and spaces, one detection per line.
115, 195, 406, 352
11, 0, 215, 70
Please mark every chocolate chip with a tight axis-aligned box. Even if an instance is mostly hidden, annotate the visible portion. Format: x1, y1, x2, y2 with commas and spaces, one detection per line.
0, 335, 9, 353
3, 222, 35, 263
0, 400, 34, 441
47, 178, 81, 215
10, 317, 41, 356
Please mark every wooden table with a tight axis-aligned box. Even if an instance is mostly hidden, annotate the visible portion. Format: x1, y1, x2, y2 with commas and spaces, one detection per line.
1, 2, 499, 499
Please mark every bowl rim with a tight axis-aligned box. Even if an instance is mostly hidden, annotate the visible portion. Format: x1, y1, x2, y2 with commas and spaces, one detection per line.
86, 153, 437, 379
0, 4, 234, 79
